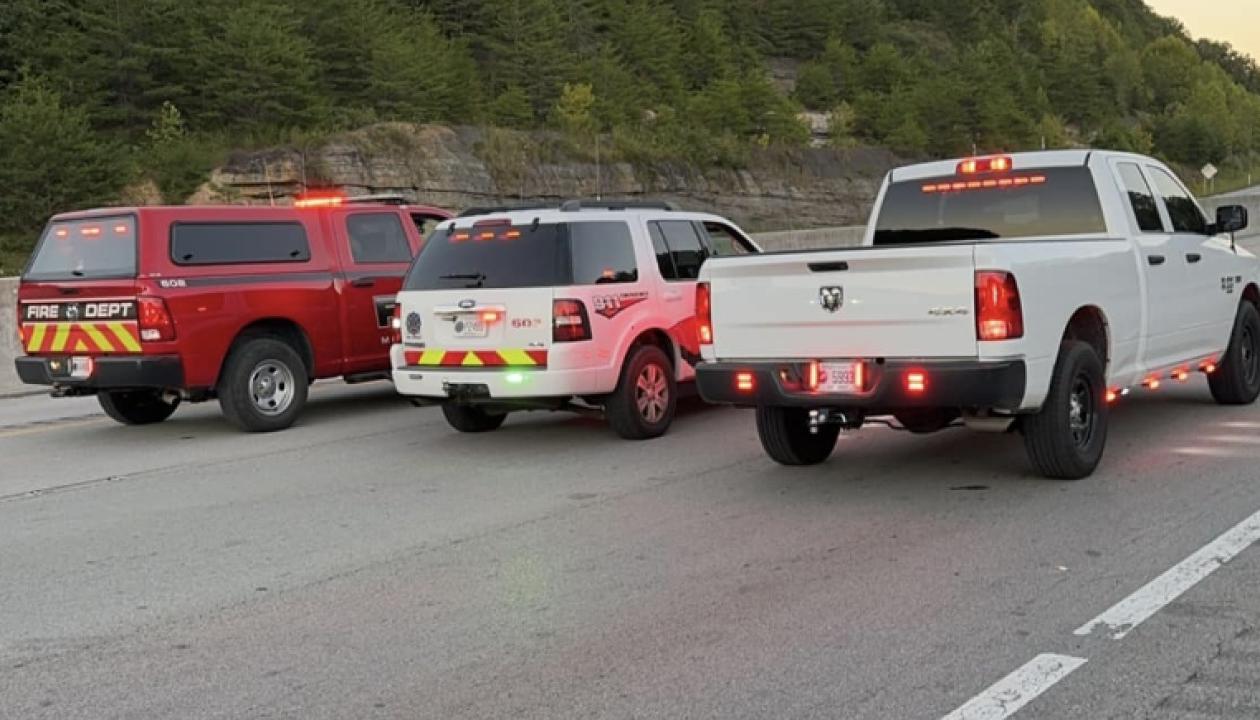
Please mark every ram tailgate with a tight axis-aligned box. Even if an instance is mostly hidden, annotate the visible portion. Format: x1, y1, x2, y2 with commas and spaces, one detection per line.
704, 245, 979, 360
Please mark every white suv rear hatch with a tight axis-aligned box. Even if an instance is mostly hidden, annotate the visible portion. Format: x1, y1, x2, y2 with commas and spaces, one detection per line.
400, 220, 562, 361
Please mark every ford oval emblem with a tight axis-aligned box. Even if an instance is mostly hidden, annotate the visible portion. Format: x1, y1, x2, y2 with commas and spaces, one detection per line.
458, 299, 476, 309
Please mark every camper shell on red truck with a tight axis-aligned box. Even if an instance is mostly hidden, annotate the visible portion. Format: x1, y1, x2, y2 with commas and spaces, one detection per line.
15, 199, 451, 431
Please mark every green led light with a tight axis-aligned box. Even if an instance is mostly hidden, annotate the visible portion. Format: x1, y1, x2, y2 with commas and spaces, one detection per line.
505, 372, 526, 385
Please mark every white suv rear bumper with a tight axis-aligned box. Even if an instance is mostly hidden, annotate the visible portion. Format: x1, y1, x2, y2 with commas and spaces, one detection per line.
390, 345, 611, 400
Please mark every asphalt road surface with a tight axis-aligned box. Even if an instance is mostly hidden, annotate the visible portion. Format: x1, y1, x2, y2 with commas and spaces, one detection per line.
2, 380, 1259, 719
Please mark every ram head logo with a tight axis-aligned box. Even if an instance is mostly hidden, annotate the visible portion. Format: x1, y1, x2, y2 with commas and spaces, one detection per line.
819, 286, 844, 313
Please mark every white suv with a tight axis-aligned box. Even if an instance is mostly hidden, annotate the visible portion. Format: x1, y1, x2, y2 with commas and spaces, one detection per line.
391, 201, 759, 438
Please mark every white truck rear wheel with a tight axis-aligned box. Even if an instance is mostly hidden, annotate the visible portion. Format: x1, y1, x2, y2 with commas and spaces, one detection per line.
756, 406, 840, 466
1021, 341, 1108, 480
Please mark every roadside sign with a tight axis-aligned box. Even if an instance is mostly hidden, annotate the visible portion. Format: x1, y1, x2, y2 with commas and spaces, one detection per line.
1202, 164, 1218, 180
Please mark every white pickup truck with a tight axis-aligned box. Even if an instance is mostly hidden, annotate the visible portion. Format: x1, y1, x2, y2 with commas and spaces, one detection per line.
696, 150, 1259, 479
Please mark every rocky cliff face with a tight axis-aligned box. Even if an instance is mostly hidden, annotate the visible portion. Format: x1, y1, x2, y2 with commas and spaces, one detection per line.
192, 123, 897, 231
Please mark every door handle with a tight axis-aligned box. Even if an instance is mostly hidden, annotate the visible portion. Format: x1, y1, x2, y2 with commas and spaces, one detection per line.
1186, 253, 1202, 264
1147, 255, 1166, 266
350, 277, 376, 288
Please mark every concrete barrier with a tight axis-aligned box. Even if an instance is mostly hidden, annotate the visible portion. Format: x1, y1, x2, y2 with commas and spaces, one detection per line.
0, 277, 22, 396
750, 226, 866, 252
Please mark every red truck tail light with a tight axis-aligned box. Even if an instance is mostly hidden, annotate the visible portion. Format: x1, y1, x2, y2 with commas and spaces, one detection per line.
696, 282, 713, 345
138, 297, 176, 342
390, 303, 403, 344
975, 271, 1023, 341
553, 299, 591, 342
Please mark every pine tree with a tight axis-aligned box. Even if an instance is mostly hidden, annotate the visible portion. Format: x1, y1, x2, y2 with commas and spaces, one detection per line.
0, 74, 127, 235
198, 1, 324, 133
485, 0, 572, 119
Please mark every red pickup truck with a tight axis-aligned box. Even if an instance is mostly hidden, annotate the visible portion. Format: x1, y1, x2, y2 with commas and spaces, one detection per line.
14, 199, 451, 431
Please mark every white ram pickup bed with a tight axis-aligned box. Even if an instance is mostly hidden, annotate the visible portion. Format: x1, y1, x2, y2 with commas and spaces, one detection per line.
696, 150, 1260, 478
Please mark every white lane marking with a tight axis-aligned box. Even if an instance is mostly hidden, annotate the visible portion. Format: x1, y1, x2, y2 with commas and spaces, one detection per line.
1172, 447, 1255, 458
1220, 421, 1260, 430
940, 654, 1087, 720
1075, 508, 1260, 640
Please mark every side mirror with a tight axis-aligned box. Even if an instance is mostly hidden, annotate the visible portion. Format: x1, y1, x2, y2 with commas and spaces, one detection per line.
1215, 205, 1248, 235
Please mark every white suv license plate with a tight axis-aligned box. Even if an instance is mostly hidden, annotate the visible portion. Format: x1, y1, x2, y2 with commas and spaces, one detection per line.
819, 362, 859, 394
454, 318, 487, 339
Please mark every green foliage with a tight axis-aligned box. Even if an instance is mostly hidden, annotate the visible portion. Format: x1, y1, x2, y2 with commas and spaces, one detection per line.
795, 63, 837, 110
7, 0, 1260, 267
0, 74, 128, 237
140, 104, 223, 203
198, 1, 323, 133
553, 83, 599, 136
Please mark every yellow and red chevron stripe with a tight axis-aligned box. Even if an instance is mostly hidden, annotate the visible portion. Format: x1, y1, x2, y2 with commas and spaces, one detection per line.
402, 348, 548, 368
19, 322, 143, 355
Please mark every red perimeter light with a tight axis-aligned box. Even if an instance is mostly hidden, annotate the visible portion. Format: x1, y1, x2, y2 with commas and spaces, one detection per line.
958, 156, 1014, 175
1144, 376, 1161, 390
54, 228, 69, 238
452, 231, 471, 242
807, 360, 821, 392
736, 372, 756, 392
1173, 369, 1190, 382
924, 174, 1046, 194
1106, 388, 1119, 404
905, 371, 927, 394
479, 311, 500, 323
1201, 361, 1218, 374
80, 226, 102, 237
113, 224, 129, 235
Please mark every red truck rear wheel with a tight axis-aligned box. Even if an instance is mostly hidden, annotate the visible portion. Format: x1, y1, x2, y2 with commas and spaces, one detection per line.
98, 390, 179, 426
218, 337, 309, 433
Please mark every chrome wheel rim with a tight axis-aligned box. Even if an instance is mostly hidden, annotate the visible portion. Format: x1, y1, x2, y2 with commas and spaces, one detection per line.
249, 361, 295, 416
1068, 376, 1096, 449
635, 363, 669, 424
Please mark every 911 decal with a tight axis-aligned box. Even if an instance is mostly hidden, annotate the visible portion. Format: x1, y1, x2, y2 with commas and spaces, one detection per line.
592, 291, 649, 319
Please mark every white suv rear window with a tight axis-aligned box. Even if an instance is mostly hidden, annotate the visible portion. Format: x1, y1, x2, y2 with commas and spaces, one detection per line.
405, 220, 636, 289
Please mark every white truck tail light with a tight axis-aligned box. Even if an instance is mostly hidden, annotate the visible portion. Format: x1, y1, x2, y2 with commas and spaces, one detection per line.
138, 297, 176, 342
696, 282, 713, 345
975, 271, 1023, 341
553, 299, 591, 342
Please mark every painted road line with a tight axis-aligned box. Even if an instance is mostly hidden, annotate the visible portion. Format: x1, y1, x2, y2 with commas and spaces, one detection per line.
0, 417, 107, 439
940, 654, 1087, 720
1075, 508, 1260, 640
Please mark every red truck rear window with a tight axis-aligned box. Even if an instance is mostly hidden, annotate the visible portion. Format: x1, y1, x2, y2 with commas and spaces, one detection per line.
25, 216, 137, 281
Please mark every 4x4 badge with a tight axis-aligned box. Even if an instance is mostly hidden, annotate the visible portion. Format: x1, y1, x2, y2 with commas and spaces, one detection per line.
819, 286, 843, 313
